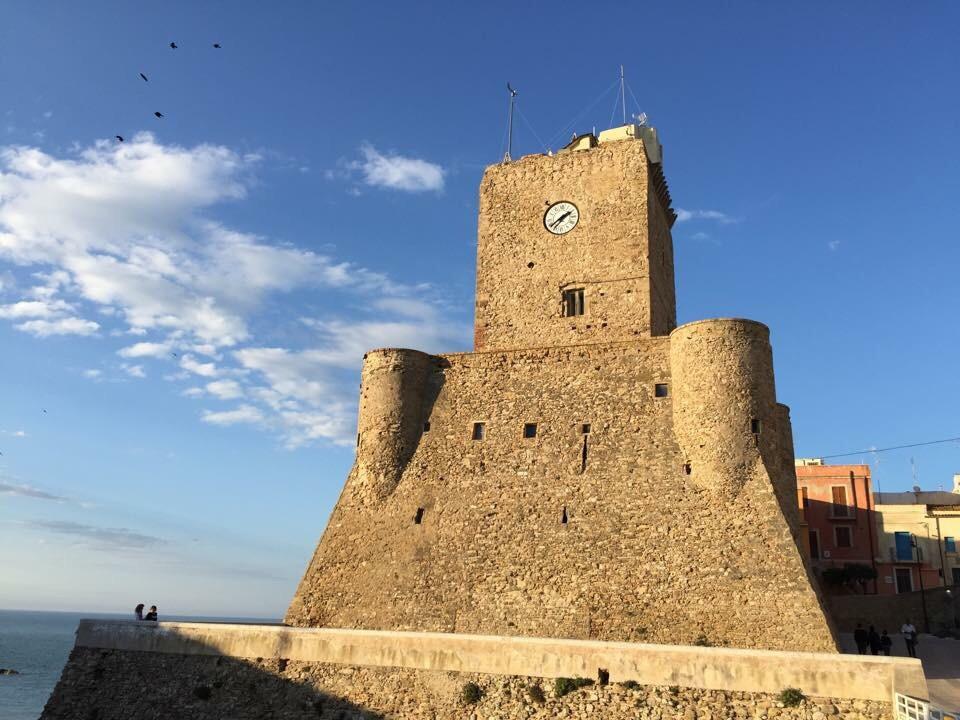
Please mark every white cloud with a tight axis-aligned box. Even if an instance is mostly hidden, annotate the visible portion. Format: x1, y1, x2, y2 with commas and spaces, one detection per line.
202, 404, 264, 426
118, 341, 170, 358
206, 379, 243, 399
123, 364, 146, 378
828, 240, 840, 251
690, 231, 710, 241
0, 134, 469, 447
180, 354, 218, 377
15, 317, 99, 337
353, 144, 445, 193
675, 208, 738, 224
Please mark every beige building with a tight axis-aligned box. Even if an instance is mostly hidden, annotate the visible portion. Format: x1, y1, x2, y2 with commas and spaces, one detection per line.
873, 476, 960, 592
286, 123, 837, 652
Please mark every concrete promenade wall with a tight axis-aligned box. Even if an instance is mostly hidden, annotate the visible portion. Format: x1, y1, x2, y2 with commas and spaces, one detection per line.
72, 621, 926, 702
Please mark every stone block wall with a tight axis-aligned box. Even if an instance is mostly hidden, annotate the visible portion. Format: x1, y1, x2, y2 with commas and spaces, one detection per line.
287, 327, 837, 652
474, 139, 676, 352
41, 648, 892, 720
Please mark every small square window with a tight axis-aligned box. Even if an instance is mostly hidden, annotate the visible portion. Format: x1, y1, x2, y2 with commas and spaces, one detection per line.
423, 421, 431, 432
414, 507, 425, 524
562, 288, 585, 317
654, 383, 669, 398
523, 423, 537, 439
581, 423, 591, 434
472, 422, 486, 441
751, 418, 761, 434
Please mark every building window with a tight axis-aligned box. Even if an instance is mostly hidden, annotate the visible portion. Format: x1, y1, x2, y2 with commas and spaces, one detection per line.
523, 423, 537, 439
895, 531, 913, 561
945, 536, 956, 554
835, 526, 853, 548
809, 530, 821, 560
750, 418, 761, 434
683, 462, 692, 476
798, 486, 809, 521
894, 567, 913, 594
472, 422, 486, 441
830, 486, 851, 518
654, 383, 669, 398
581, 423, 591, 434
423, 421, 431, 433
562, 288, 585, 317
414, 507, 425, 524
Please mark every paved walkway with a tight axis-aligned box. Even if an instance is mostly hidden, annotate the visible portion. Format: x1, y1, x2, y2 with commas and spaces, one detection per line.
839, 633, 960, 711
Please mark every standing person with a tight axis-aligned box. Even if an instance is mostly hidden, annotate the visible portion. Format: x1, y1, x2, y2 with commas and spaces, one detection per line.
867, 626, 881, 655
901, 619, 918, 658
879, 630, 892, 656
853, 623, 869, 654
134, 604, 144, 621
144, 605, 158, 622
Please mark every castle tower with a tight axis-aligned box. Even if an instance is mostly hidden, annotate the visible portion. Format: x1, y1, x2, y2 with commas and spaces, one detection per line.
286, 124, 838, 653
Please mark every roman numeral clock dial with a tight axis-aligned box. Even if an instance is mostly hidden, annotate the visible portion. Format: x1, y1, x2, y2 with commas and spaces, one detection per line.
544, 201, 579, 235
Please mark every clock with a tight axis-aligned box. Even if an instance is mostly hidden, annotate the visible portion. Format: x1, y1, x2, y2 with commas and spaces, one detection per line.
544, 201, 579, 235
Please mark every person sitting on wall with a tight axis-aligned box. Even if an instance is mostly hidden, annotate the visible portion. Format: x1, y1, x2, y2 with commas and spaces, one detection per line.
853, 623, 869, 654
134, 603, 144, 621
867, 625, 881, 655
144, 605, 158, 622
901, 619, 918, 658
879, 630, 892, 656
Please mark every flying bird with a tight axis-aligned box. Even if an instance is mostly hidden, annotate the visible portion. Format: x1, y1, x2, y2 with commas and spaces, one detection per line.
42, 409, 47, 414
154, 111, 164, 118
169, 42, 178, 49
171, 352, 178, 358
212, 43, 221, 48
139, 72, 148, 82
116, 135, 124, 142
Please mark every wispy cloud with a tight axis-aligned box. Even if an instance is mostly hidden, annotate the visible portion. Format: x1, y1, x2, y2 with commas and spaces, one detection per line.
350, 144, 445, 193
0, 481, 67, 501
828, 240, 840, 251
675, 208, 738, 224
26, 519, 165, 550
0, 134, 468, 447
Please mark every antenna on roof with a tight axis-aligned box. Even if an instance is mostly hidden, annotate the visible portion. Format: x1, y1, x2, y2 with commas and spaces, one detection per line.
619, 65, 627, 125
633, 112, 648, 127
504, 82, 518, 163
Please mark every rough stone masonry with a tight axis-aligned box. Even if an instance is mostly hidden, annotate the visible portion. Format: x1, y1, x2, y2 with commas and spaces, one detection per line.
286, 125, 838, 652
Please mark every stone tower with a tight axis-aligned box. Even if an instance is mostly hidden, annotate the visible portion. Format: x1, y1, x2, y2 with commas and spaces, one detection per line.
286, 125, 838, 653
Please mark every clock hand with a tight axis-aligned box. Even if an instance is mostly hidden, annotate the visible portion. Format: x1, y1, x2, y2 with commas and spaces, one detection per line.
550, 211, 572, 228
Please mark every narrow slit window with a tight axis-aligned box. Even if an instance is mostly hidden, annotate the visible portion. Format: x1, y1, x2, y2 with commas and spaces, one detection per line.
414, 507, 424, 524
472, 422, 486, 441
581, 423, 591, 434
580, 435, 588, 474
683, 462, 692, 476
562, 288, 585, 317
523, 423, 537, 439
356, 433, 360, 447
750, 418, 761, 434
423, 421, 431, 433
654, 383, 669, 398
561, 506, 568, 525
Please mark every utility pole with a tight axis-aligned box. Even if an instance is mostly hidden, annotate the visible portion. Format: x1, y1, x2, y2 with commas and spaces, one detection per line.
619, 65, 627, 125
912, 534, 931, 633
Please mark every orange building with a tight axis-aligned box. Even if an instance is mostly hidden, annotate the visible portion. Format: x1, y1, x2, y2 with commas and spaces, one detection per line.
795, 460, 879, 594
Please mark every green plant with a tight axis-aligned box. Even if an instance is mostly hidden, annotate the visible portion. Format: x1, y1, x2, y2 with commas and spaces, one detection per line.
462, 682, 482, 705
778, 688, 805, 707
528, 683, 546, 704
554, 677, 593, 697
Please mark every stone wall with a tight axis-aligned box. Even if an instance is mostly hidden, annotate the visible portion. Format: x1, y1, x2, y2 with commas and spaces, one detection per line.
287, 330, 837, 653
828, 587, 960, 634
42, 648, 892, 720
474, 138, 676, 352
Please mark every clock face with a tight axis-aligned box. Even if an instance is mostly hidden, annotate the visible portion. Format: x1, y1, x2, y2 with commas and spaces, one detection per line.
544, 201, 579, 235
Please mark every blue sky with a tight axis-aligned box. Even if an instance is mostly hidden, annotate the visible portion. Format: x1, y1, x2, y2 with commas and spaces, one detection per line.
1, 2, 958, 616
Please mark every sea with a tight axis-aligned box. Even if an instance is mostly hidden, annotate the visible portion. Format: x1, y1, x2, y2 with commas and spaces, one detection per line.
0, 609, 278, 720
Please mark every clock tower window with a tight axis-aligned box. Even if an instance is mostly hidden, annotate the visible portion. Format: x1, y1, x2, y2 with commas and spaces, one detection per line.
562, 288, 585, 317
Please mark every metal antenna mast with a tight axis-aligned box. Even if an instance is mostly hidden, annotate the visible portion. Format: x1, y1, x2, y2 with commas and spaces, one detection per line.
504, 82, 518, 162
619, 65, 627, 125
